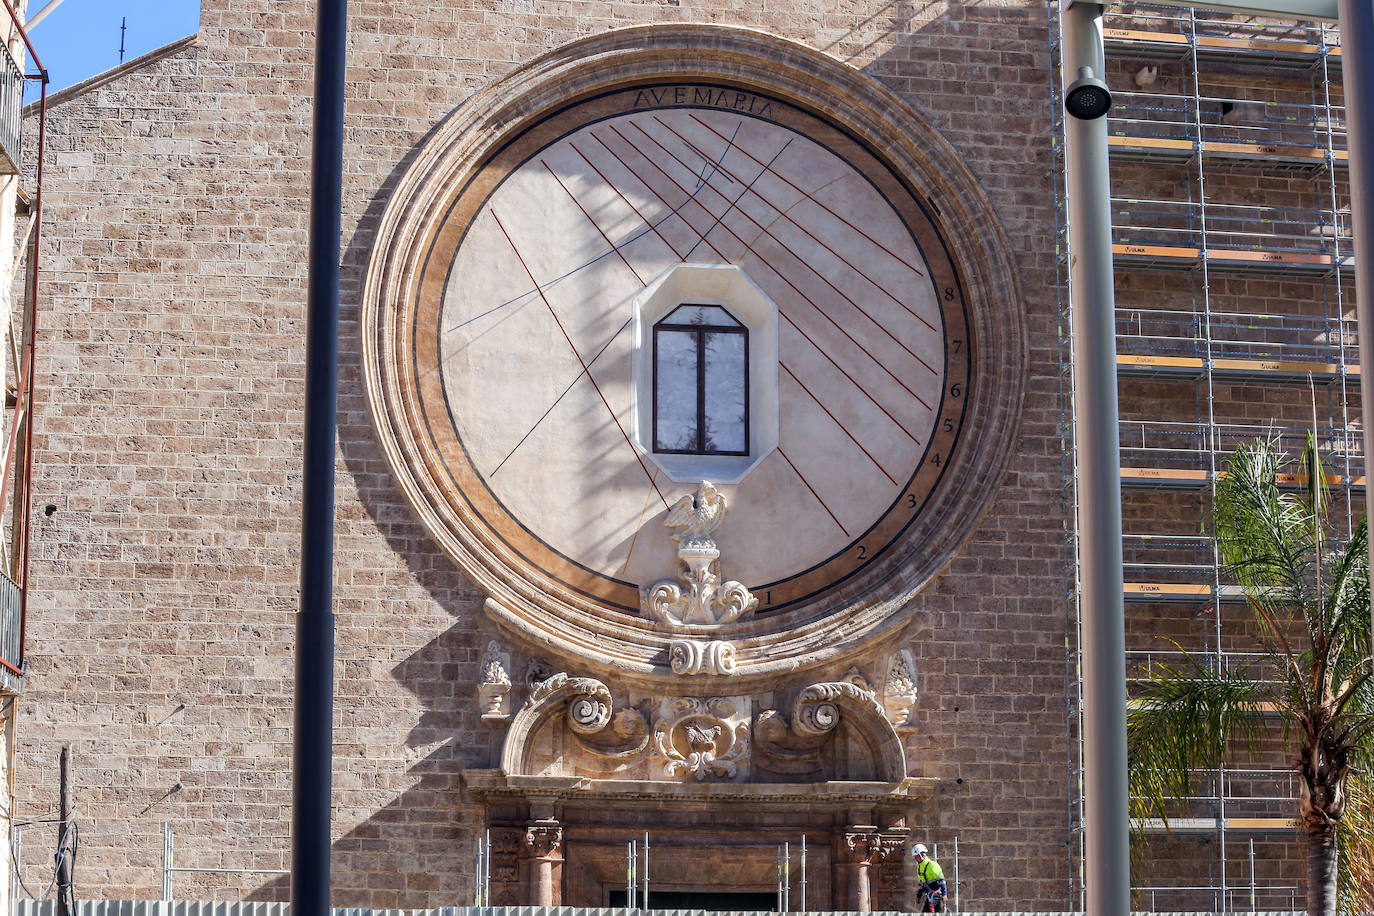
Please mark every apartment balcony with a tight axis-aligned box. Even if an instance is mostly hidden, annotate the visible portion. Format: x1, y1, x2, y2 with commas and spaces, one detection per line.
0, 38, 21, 175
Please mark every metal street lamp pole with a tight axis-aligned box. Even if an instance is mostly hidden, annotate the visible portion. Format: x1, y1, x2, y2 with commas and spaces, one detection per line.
1339, 0, 1374, 644
294, 0, 348, 914
1060, 2, 1131, 913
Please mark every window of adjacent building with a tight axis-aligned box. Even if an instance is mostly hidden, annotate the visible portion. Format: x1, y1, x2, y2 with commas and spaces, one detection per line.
653, 304, 749, 456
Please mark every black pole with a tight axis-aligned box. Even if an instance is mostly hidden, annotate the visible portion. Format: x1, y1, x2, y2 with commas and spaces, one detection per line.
56, 744, 71, 916
293, 0, 347, 913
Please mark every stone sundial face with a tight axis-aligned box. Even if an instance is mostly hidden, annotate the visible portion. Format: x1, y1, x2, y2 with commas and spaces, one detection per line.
426, 89, 968, 613
363, 28, 1022, 681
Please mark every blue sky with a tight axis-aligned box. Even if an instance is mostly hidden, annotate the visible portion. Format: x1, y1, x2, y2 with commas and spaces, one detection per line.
26, 0, 200, 94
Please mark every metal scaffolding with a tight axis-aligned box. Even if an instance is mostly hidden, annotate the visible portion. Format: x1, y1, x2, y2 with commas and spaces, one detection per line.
1052, 1, 1355, 911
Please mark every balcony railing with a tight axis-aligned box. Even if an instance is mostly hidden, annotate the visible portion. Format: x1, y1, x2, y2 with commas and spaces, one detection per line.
0, 37, 21, 175
0, 567, 19, 673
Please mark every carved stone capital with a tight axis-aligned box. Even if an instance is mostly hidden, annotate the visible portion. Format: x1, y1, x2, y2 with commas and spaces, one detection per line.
844, 830, 903, 866
523, 825, 563, 858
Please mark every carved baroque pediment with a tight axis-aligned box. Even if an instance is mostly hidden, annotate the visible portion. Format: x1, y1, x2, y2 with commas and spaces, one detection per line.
499, 673, 906, 785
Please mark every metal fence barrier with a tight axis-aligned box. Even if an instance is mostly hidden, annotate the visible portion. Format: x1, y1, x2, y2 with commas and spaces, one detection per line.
14, 903, 1307, 916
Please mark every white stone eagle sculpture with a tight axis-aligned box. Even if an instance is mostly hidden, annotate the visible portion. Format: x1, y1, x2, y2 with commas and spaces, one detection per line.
641, 481, 757, 629
663, 480, 726, 547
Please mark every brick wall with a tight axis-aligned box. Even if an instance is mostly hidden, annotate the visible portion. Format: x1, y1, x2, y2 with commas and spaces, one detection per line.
20, 0, 1073, 907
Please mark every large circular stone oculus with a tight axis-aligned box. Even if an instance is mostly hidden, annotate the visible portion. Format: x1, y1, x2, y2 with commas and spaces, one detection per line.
362, 26, 1025, 683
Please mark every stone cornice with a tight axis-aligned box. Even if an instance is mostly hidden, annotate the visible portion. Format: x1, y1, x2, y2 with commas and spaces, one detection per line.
462, 769, 938, 806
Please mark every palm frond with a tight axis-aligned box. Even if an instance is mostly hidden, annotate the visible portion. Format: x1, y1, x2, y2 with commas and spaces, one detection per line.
1127, 653, 1272, 826
1214, 439, 1313, 608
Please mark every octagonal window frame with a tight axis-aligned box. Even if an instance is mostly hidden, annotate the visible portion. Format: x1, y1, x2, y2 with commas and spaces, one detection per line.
631, 263, 779, 484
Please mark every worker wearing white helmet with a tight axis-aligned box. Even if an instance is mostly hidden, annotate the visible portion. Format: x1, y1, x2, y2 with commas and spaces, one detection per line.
912, 844, 947, 913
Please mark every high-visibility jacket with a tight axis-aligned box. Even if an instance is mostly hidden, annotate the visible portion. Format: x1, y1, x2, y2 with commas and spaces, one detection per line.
917, 858, 945, 885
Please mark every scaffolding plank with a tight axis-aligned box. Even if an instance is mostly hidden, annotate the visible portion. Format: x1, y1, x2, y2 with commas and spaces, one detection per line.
1117, 354, 1205, 377
1124, 582, 1212, 599
1272, 472, 1343, 485
1114, 244, 1353, 274
1195, 35, 1322, 56
1136, 817, 1217, 834
1120, 467, 1209, 487
1108, 135, 1193, 154
1103, 27, 1189, 45
1113, 243, 1202, 267
1207, 248, 1333, 268
1227, 817, 1299, 830
1210, 357, 1341, 379
1136, 816, 1295, 833
1104, 27, 1342, 68
1203, 140, 1345, 164
1107, 135, 1349, 168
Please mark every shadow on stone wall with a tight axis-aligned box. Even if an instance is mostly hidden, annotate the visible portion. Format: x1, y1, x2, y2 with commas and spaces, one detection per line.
249, 1, 1064, 908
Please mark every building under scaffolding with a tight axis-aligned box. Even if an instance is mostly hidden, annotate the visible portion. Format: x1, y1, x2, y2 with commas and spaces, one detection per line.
1054, 2, 1355, 911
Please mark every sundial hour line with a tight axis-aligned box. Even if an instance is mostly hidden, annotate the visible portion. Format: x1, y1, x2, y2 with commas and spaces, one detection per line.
601, 121, 934, 412
569, 140, 688, 262
490, 207, 669, 510
689, 113, 928, 279
683, 131, 792, 260
654, 115, 938, 334
631, 119, 938, 377
578, 122, 928, 448
541, 158, 647, 287
485, 154, 657, 477
490, 317, 633, 478
442, 117, 742, 338
780, 361, 900, 487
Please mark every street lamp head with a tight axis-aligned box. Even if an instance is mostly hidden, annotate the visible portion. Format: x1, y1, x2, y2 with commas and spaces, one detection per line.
1065, 66, 1112, 120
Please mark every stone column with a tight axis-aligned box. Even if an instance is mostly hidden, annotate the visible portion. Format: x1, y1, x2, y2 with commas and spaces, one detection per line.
522, 824, 563, 906
843, 829, 900, 912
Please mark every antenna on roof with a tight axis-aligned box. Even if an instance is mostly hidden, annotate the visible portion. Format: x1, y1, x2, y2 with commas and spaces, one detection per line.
118, 16, 126, 63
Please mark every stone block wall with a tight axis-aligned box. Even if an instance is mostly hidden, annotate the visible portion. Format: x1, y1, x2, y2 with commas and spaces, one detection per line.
21, 0, 1076, 908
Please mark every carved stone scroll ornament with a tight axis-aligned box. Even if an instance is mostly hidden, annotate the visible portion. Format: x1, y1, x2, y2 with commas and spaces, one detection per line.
794, 682, 875, 736
753, 681, 908, 782
652, 696, 750, 781
642, 482, 757, 629
669, 639, 737, 676
843, 665, 872, 691
500, 673, 648, 774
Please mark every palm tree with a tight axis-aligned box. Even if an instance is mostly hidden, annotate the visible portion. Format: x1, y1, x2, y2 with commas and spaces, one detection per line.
1127, 435, 1374, 915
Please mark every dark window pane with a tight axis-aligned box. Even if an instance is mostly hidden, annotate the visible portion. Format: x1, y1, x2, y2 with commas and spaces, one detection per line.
655, 329, 699, 451
662, 304, 743, 327
703, 330, 747, 453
